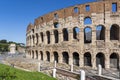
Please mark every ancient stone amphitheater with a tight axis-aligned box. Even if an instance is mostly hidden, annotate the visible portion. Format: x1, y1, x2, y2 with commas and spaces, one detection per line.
26, 0, 120, 70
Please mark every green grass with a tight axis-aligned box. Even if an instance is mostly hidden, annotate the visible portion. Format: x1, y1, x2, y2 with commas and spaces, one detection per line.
0, 63, 57, 80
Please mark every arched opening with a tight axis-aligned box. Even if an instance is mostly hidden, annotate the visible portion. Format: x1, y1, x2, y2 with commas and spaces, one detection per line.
62, 52, 69, 64
40, 51, 43, 60
110, 24, 119, 40
73, 27, 80, 39
84, 17, 92, 25
73, 52, 79, 66
46, 31, 50, 44
74, 7, 79, 13
54, 30, 59, 43
63, 28, 68, 41
36, 50, 38, 59
54, 13, 59, 19
96, 25, 105, 40
46, 51, 50, 62
36, 33, 39, 45
32, 50, 34, 59
96, 53, 105, 68
40, 32, 44, 42
84, 52, 92, 67
54, 22, 59, 28
110, 53, 119, 69
84, 27, 92, 43
53, 52, 58, 63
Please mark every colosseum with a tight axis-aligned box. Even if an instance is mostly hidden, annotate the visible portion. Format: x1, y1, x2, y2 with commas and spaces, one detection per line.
26, 0, 120, 70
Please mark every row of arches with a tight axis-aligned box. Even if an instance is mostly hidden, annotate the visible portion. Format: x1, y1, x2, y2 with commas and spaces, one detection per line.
27, 24, 120, 45
29, 51, 119, 69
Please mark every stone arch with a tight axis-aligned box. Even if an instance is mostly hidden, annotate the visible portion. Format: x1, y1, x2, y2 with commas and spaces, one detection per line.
110, 53, 119, 69
73, 27, 80, 39
40, 51, 43, 60
46, 51, 50, 62
40, 32, 44, 42
54, 30, 59, 43
46, 31, 50, 44
35, 50, 38, 59
84, 27, 92, 43
84, 52, 92, 67
32, 50, 34, 59
62, 52, 69, 64
54, 22, 59, 28
53, 51, 59, 63
96, 52, 105, 68
110, 24, 119, 40
84, 17, 92, 25
96, 25, 105, 40
54, 13, 59, 19
63, 28, 69, 41
73, 52, 79, 66
74, 7, 79, 13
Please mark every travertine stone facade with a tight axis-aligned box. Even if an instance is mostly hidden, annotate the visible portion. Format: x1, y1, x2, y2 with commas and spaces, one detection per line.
26, 0, 120, 69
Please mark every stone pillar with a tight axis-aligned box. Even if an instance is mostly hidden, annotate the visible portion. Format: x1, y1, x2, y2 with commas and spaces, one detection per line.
92, 26, 96, 45
50, 31, 55, 44
58, 52, 62, 63
43, 32, 47, 45
38, 53, 41, 60
98, 64, 102, 76
105, 25, 110, 43
58, 29, 63, 43
9, 44, 16, 54
43, 51, 47, 61
80, 70, 85, 80
38, 34, 42, 45
68, 28, 73, 41
92, 53, 96, 69
31, 37, 33, 46
79, 28, 84, 50
69, 53, 73, 65
80, 54, 84, 67
50, 53, 54, 62
105, 54, 110, 69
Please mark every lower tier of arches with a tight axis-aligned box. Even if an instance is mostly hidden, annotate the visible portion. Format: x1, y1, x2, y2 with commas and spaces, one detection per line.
26, 49, 120, 69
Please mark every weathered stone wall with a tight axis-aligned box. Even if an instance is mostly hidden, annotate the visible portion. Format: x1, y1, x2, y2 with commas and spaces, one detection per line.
26, 0, 120, 70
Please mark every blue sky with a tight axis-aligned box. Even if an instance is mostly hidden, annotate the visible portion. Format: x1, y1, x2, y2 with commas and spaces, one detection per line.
0, 0, 96, 44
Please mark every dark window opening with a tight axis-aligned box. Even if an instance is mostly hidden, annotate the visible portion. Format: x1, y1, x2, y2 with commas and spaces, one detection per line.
54, 30, 59, 43
86, 5, 90, 11
73, 27, 80, 39
40, 51, 43, 60
46, 31, 50, 44
46, 51, 50, 62
84, 52, 92, 66
84, 27, 92, 43
54, 52, 58, 63
112, 3, 117, 12
73, 52, 79, 66
40, 32, 44, 42
54, 22, 59, 28
110, 24, 119, 40
84, 17, 92, 25
96, 53, 105, 68
62, 52, 69, 64
96, 25, 105, 40
110, 53, 119, 69
54, 13, 59, 19
74, 7, 79, 13
63, 28, 69, 41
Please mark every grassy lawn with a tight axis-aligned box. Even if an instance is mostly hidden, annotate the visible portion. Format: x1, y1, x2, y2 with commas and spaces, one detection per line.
0, 63, 57, 80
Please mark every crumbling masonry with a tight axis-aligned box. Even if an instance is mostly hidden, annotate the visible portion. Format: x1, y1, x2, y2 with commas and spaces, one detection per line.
26, 0, 120, 69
